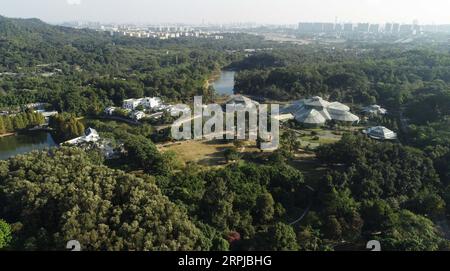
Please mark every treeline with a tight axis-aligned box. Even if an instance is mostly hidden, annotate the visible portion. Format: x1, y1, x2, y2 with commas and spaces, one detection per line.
0, 148, 206, 250
1, 131, 450, 250
233, 47, 450, 107
82, 119, 178, 175
48, 113, 85, 141
157, 162, 307, 251
0, 15, 289, 120
315, 134, 449, 250
405, 81, 450, 125
0, 111, 45, 134
0, 48, 226, 115
0, 15, 273, 116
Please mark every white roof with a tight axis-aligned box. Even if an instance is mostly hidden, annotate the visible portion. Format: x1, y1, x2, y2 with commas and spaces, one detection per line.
143, 97, 162, 102
168, 104, 190, 113
283, 97, 359, 124
41, 111, 58, 117
273, 113, 295, 121
303, 96, 330, 108
65, 128, 100, 145
280, 100, 306, 114
364, 126, 397, 140
295, 108, 326, 124
84, 128, 100, 141
328, 102, 350, 112
226, 94, 259, 108
318, 108, 332, 121
328, 110, 360, 122
363, 105, 387, 114
124, 98, 141, 103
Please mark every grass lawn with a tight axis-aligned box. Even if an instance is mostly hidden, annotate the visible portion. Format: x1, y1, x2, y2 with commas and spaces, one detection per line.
158, 140, 234, 167
282, 126, 343, 149
158, 139, 262, 167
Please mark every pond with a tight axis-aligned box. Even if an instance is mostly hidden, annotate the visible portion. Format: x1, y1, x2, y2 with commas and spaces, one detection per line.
0, 132, 58, 160
212, 70, 236, 95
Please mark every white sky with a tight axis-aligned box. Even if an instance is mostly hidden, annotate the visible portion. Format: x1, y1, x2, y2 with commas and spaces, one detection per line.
1, 0, 450, 25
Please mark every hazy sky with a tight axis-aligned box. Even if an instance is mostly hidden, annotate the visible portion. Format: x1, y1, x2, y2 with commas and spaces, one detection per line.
1, 0, 450, 25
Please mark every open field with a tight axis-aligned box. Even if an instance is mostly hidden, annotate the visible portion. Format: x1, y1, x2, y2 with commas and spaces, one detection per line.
158, 139, 262, 167
282, 127, 343, 149
158, 140, 234, 167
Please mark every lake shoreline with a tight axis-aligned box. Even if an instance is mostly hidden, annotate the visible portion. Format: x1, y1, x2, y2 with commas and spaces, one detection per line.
0, 131, 58, 160
210, 70, 236, 96
0, 132, 17, 138
204, 69, 222, 90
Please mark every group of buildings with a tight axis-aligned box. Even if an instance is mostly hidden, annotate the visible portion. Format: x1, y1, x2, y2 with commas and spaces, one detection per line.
103, 94, 397, 140
113, 29, 224, 40
64, 128, 118, 159
279, 96, 396, 140
97, 24, 224, 40
298, 21, 450, 35
62, 21, 227, 40
105, 97, 169, 121
122, 97, 163, 111
25, 103, 58, 123
281, 96, 360, 125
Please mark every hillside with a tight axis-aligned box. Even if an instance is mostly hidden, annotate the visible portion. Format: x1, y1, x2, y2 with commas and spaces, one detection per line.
0, 15, 116, 70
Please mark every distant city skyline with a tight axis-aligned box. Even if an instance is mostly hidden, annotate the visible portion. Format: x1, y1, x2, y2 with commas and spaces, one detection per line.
2, 0, 450, 25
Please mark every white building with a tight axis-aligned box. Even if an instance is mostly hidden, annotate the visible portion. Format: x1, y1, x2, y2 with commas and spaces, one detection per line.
65, 128, 101, 145
104, 106, 116, 115
40, 111, 59, 122
122, 97, 162, 110
142, 97, 162, 109
225, 94, 260, 110
26, 102, 46, 109
123, 99, 142, 110
363, 126, 397, 140
167, 104, 190, 115
132, 111, 146, 120
64, 128, 120, 159
362, 105, 388, 115
281, 96, 359, 126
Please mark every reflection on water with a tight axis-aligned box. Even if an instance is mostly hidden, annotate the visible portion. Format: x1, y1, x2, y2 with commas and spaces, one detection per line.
0, 132, 57, 160
212, 71, 235, 95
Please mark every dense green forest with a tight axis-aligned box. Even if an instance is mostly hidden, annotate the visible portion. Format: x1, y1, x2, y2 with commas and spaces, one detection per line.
0, 110, 45, 134
0, 148, 207, 250
0, 15, 270, 113
234, 47, 450, 106
1, 15, 450, 251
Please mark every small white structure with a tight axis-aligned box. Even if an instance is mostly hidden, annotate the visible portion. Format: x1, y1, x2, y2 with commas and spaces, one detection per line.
98, 141, 117, 159
273, 113, 295, 122
104, 107, 116, 115
39, 111, 58, 119
122, 97, 162, 110
123, 99, 142, 110
362, 105, 387, 115
167, 104, 190, 115
225, 94, 260, 110
282, 96, 359, 125
65, 128, 101, 145
132, 111, 146, 120
142, 97, 162, 109
41, 111, 58, 120
26, 102, 46, 109
363, 126, 397, 140
64, 128, 120, 159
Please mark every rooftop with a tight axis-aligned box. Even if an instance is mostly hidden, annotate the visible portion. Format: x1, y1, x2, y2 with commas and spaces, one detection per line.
364, 126, 397, 140
282, 96, 359, 125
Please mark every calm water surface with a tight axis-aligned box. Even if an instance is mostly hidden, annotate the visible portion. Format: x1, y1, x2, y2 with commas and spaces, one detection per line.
0, 132, 57, 160
212, 70, 235, 95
